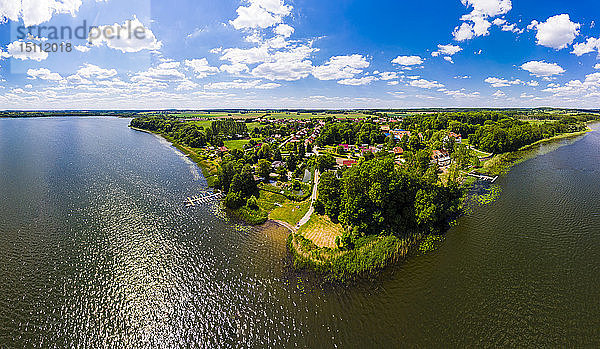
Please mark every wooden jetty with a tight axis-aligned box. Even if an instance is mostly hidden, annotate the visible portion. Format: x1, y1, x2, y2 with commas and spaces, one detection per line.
184, 192, 223, 207
467, 172, 498, 183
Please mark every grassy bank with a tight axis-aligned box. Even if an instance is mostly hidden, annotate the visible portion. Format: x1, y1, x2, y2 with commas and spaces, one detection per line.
287, 228, 422, 281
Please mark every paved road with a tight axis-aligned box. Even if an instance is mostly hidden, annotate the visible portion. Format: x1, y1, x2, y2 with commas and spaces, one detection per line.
297, 169, 319, 228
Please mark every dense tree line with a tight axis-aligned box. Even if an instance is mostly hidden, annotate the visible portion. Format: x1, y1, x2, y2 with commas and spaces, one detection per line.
316, 121, 384, 146
130, 116, 248, 148
398, 112, 587, 154
469, 117, 585, 153
316, 157, 462, 249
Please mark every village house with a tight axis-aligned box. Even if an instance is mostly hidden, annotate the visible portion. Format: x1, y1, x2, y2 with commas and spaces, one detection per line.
446, 132, 462, 143
391, 129, 411, 140
432, 150, 451, 167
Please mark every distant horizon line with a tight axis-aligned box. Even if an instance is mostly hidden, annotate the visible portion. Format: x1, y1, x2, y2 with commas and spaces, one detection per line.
1, 107, 599, 113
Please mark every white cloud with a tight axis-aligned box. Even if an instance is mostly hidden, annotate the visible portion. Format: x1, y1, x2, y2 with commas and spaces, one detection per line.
542, 72, 600, 97
76, 64, 117, 79
410, 79, 444, 89
443, 89, 480, 98
184, 58, 220, 78
460, 0, 512, 17
453, 23, 476, 41
387, 81, 399, 86
89, 17, 162, 53
492, 90, 506, 98
220, 63, 249, 74
521, 61, 565, 77
0, 0, 97, 27
220, 46, 271, 65
492, 17, 523, 33
6, 40, 48, 61
27, 68, 62, 81
431, 44, 462, 57
529, 14, 580, 50
230, 0, 292, 30
205, 80, 280, 89
312, 54, 370, 80
337, 76, 378, 86
74, 45, 91, 53
571, 37, 600, 56
378, 72, 399, 80
176, 80, 199, 91
444, 56, 454, 63
274, 24, 294, 37
391, 55, 423, 66
595, 63, 600, 70
130, 63, 186, 89
453, 0, 512, 41
484, 77, 522, 87
252, 58, 312, 81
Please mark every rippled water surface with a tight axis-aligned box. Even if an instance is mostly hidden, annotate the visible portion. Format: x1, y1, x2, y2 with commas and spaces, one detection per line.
0, 117, 599, 347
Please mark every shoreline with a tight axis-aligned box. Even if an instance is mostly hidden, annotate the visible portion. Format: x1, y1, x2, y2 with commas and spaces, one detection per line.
133, 123, 595, 281
481, 127, 592, 177
285, 127, 594, 280
130, 126, 218, 185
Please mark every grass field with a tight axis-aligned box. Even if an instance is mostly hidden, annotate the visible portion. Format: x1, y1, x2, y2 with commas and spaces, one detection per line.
298, 214, 344, 249
223, 139, 250, 150
269, 200, 310, 226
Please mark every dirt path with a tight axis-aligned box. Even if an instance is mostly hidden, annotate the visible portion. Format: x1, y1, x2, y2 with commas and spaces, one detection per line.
297, 170, 319, 228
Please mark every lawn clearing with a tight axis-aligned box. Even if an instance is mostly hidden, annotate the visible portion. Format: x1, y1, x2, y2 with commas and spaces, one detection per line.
298, 214, 344, 249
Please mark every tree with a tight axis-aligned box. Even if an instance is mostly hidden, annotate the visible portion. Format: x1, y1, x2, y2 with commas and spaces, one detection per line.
315, 154, 336, 172
257, 159, 272, 179
317, 171, 341, 220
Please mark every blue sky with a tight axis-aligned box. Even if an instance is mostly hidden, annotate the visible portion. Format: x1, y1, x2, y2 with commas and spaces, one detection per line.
0, 0, 599, 109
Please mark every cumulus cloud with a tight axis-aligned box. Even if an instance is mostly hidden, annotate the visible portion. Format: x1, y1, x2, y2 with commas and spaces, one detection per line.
5, 40, 48, 61
378, 72, 399, 80
337, 76, 378, 86
130, 62, 186, 89
542, 72, 600, 97
274, 23, 294, 37
484, 77, 522, 87
27, 68, 62, 81
521, 61, 565, 77
89, 17, 162, 53
528, 14, 580, 50
492, 90, 506, 98
219, 63, 250, 75
205, 79, 280, 89
460, 0, 512, 17
431, 44, 462, 57
312, 55, 370, 80
74, 45, 91, 53
0, 0, 101, 27
410, 79, 444, 89
76, 63, 117, 79
391, 55, 423, 66
184, 58, 220, 78
492, 18, 523, 33
453, 0, 512, 41
572, 37, 600, 56
230, 0, 292, 30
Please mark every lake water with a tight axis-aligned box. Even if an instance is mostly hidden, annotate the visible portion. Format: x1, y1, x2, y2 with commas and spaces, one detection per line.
0, 117, 599, 347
